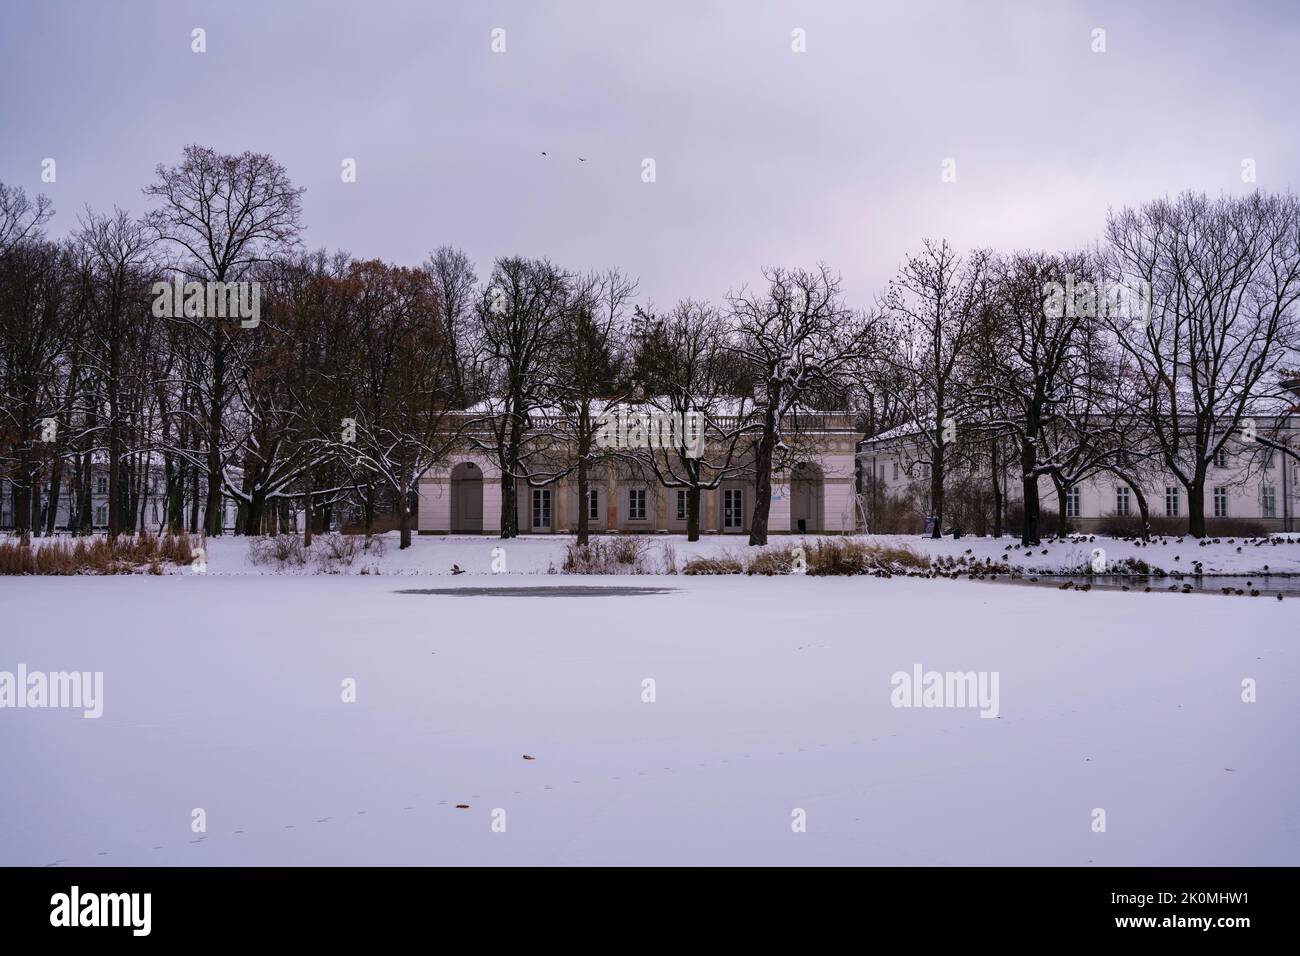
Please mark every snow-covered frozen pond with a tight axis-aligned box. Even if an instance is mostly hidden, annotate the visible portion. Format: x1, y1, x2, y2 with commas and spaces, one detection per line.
1, 574, 1296, 865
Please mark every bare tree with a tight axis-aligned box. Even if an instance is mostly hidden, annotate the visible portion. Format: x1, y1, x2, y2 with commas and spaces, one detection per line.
72, 207, 159, 537
0, 182, 54, 261
633, 300, 755, 542
424, 246, 479, 406
470, 257, 571, 538
342, 260, 466, 548
968, 250, 1099, 544
1104, 191, 1300, 536
728, 265, 874, 545
144, 146, 304, 535
881, 241, 988, 539
534, 269, 637, 545
0, 238, 78, 536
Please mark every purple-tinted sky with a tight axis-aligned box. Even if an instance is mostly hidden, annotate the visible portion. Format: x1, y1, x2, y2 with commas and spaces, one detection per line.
2, 0, 1297, 307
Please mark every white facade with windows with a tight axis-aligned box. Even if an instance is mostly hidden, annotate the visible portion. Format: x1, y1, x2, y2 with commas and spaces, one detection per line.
858, 415, 1300, 533
419, 412, 860, 535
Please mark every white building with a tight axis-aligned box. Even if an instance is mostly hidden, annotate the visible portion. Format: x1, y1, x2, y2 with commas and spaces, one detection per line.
858, 415, 1300, 534
418, 411, 861, 535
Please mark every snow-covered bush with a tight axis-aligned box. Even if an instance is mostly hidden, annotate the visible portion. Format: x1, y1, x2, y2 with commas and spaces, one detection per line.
745, 548, 794, 575
313, 533, 359, 571
562, 537, 654, 574
247, 534, 307, 568
679, 538, 928, 576
682, 553, 744, 575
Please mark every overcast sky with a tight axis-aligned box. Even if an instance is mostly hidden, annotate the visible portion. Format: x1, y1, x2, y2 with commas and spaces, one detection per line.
2, 0, 1297, 308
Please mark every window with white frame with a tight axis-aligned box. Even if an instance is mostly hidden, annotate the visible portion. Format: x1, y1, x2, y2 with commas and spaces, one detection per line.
1065, 486, 1081, 519
1115, 486, 1131, 517
587, 488, 600, 522
1261, 485, 1276, 519
95, 475, 108, 495
531, 488, 551, 529
675, 489, 687, 521
627, 488, 646, 521
94, 505, 107, 526
1214, 447, 1228, 468
1213, 486, 1228, 518
1165, 485, 1180, 517
723, 488, 744, 529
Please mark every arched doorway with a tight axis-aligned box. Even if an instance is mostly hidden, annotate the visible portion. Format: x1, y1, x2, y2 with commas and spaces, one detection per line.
450, 462, 484, 532
790, 462, 824, 533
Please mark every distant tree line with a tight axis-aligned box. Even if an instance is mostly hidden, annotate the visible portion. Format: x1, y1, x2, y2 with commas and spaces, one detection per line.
2, 146, 1298, 548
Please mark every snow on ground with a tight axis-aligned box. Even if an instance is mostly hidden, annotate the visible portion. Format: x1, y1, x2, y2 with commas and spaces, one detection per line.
177, 530, 1300, 576
1, 573, 1296, 865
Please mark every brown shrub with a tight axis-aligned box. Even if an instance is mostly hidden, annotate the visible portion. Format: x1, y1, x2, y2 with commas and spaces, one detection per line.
746, 548, 795, 575
682, 553, 744, 575
562, 537, 654, 574
0, 532, 195, 575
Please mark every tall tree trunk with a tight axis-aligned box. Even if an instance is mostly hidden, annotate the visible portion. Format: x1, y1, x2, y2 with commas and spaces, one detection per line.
576, 456, 590, 546
204, 321, 225, 536
1187, 479, 1206, 537
245, 490, 266, 539
990, 438, 1003, 538
687, 484, 701, 542
1053, 477, 1070, 537
1131, 483, 1151, 540
166, 459, 184, 533
45, 452, 63, 535
303, 469, 314, 548
500, 471, 517, 539
189, 467, 201, 534
398, 473, 413, 549
79, 446, 93, 534
1020, 436, 1040, 546
930, 425, 945, 540
749, 401, 779, 546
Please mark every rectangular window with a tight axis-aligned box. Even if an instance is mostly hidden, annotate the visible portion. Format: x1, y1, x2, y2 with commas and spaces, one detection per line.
1115, 487, 1131, 517
628, 488, 646, 521
531, 488, 551, 529
723, 488, 744, 529
95, 475, 108, 495
1213, 486, 1228, 518
1214, 448, 1228, 468
676, 489, 687, 521
587, 489, 600, 522
1065, 487, 1081, 519
892, 462, 899, 481
1165, 486, 1180, 518
94, 505, 107, 526
1262, 486, 1276, 519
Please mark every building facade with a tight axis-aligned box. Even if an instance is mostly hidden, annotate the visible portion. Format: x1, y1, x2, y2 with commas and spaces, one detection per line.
858, 416, 1300, 534
418, 412, 861, 535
